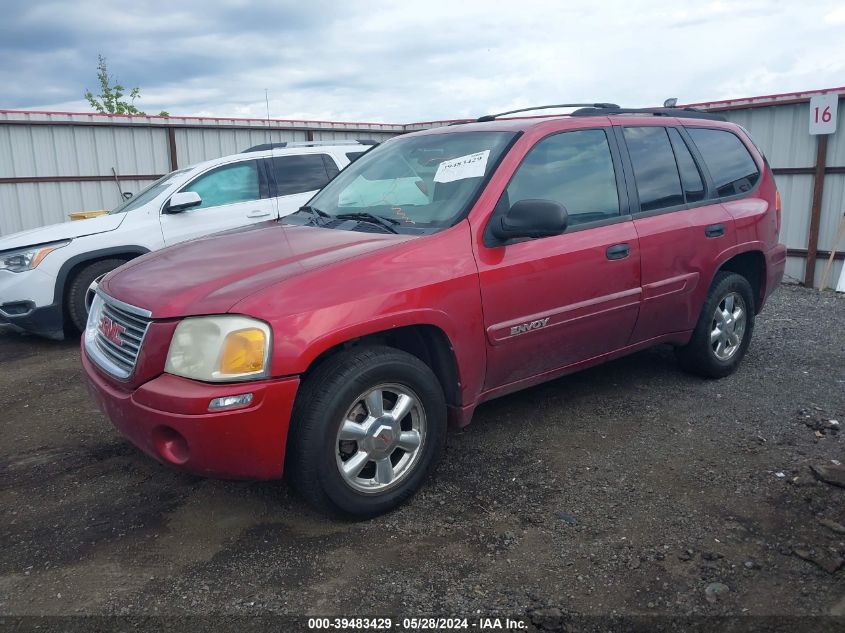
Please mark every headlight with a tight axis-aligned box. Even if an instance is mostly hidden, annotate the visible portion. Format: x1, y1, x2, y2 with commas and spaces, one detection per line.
0, 240, 70, 273
164, 316, 272, 382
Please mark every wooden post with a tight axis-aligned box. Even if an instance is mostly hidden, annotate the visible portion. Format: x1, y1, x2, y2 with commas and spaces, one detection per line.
167, 127, 178, 171
804, 134, 829, 287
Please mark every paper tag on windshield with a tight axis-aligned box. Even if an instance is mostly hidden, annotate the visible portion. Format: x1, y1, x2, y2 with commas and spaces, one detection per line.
433, 150, 490, 183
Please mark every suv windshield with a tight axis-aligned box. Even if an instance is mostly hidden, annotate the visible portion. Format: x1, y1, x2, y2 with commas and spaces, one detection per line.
110, 169, 190, 214
295, 131, 516, 233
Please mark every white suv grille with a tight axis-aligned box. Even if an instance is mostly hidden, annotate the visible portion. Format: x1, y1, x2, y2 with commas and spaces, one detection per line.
85, 292, 152, 379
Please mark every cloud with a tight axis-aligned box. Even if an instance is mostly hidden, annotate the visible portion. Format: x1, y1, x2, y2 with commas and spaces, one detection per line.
0, 0, 843, 122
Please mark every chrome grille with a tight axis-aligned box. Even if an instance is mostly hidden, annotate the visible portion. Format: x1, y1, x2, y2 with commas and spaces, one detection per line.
85, 292, 152, 380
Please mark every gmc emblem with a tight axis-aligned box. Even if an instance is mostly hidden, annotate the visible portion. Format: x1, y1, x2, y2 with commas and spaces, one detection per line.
99, 315, 126, 346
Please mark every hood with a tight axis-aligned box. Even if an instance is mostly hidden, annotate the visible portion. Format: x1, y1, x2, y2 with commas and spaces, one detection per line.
0, 214, 125, 251
100, 221, 415, 318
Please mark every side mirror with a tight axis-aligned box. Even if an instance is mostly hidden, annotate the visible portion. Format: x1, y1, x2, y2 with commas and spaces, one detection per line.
492, 199, 568, 241
165, 191, 202, 214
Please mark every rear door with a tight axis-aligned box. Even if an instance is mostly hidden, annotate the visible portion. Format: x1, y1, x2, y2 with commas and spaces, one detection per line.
474, 127, 642, 389
268, 153, 341, 218
159, 158, 275, 246
618, 124, 737, 342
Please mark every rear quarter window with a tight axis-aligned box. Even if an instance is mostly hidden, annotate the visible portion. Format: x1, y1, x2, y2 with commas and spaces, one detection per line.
687, 128, 760, 197
270, 154, 334, 196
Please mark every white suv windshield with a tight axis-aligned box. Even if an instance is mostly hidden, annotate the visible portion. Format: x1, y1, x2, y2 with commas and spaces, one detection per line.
110, 169, 190, 214
296, 131, 516, 233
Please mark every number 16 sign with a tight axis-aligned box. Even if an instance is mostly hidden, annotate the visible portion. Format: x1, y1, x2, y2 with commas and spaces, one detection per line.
809, 93, 838, 135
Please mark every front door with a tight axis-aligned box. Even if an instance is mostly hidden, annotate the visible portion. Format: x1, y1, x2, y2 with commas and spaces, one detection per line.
160, 158, 276, 246
473, 128, 642, 390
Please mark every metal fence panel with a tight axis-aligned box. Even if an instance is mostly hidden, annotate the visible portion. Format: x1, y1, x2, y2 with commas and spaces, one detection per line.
0, 111, 405, 237
0, 179, 155, 235
773, 173, 813, 250
720, 98, 845, 286
725, 104, 817, 169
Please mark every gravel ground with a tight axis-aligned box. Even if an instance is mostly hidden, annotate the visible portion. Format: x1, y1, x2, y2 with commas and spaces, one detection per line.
0, 284, 843, 630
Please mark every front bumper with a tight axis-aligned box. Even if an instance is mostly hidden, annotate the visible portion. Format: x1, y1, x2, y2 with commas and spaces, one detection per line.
0, 268, 63, 339
82, 348, 300, 480
0, 303, 64, 339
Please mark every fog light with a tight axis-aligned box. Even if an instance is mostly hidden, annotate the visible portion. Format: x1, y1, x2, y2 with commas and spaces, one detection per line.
153, 426, 189, 465
208, 393, 254, 411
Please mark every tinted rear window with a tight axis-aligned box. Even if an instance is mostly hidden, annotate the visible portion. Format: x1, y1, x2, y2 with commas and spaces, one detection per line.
623, 127, 684, 212
346, 151, 366, 162
687, 128, 760, 197
270, 154, 332, 196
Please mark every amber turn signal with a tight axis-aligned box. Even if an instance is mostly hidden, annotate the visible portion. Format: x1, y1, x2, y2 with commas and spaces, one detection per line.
219, 328, 267, 375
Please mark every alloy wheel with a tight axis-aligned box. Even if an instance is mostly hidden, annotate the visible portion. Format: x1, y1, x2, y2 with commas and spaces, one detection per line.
710, 291, 747, 361
335, 383, 427, 494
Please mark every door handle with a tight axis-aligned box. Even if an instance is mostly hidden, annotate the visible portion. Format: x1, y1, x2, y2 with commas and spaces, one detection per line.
247, 210, 271, 218
606, 243, 630, 260
705, 223, 725, 238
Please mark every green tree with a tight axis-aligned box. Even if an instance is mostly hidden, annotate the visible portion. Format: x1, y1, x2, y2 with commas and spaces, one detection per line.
84, 55, 169, 117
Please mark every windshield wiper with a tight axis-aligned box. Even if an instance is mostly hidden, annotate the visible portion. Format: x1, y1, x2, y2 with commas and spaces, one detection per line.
292, 205, 331, 226
335, 212, 400, 234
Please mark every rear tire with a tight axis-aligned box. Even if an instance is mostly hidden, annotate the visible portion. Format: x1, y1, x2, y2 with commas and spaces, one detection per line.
287, 345, 447, 519
675, 271, 755, 378
66, 259, 127, 333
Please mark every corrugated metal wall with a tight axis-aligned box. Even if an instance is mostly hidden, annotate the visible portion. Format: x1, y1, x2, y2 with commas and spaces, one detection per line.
0, 111, 401, 236
720, 102, 845, 287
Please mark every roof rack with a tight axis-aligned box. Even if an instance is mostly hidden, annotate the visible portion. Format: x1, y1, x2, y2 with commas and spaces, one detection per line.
570, 106, 726, 121
242, 139, 378, 153
476, 103, 620, 122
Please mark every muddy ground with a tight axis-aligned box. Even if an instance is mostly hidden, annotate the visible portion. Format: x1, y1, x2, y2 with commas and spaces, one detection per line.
0, 284, 843, 631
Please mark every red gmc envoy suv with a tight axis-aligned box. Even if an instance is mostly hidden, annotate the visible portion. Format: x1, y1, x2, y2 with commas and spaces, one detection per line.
82, 104, 786, 517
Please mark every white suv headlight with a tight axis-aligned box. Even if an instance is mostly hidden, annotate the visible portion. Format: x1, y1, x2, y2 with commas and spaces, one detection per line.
0, 240, 70, 273
164, 316, 272, 382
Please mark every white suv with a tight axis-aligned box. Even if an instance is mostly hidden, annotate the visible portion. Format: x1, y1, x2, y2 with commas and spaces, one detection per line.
0, 141, 373, 339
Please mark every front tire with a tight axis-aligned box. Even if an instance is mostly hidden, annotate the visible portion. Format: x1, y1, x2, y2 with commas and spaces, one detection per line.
675, 271, 755, 378
66, 259, 127, 333
287, 345, 447, 518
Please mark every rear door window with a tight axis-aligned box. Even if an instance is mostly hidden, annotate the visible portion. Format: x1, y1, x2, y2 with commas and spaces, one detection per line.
622, 126, 684, 212
505, 129, 620, 227
686, 128, 760, 197
667, 127, 705, 203
270, 154, 334, 196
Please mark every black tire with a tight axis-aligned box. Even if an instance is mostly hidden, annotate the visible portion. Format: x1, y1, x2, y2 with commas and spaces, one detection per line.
675, 271, 755, 378
66, 259, 127, 333
287, 345, 447, 519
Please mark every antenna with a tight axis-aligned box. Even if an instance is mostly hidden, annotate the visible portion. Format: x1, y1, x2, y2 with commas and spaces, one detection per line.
264, 89, 271, 144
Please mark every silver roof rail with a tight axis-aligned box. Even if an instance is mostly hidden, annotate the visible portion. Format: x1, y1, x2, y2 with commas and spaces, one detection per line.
242, 139, 378, 153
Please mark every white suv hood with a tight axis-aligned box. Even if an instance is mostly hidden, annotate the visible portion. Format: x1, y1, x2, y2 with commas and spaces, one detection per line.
0, 214, 126, 251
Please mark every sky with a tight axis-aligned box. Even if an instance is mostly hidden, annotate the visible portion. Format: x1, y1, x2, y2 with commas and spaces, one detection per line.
1, 0, 844, 124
